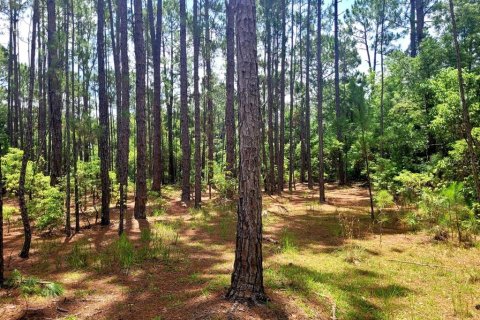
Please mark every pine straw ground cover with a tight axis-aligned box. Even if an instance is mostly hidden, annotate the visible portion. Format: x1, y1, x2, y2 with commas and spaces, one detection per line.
0, 184, 479, 320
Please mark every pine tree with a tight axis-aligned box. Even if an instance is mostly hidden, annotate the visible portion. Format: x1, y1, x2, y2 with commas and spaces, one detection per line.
227, 0, 267, 304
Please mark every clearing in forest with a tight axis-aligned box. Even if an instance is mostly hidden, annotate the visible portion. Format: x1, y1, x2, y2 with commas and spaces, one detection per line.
0, 184, 479, 320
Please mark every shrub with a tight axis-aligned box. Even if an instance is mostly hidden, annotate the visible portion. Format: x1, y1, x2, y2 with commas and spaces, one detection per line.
1, 148, 64, 232
6, 269, 64, 297
67, 240, 90, 269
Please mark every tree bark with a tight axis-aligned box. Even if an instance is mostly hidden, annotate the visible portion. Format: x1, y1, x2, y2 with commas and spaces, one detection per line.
65, 0, 72, 235
334, 0, 345, 185
118, 0, 130, 234
278, 0, 286, 193
225, 0, 236, 182
133, 0, 147, 218
148, 0, 163, 193
305, 0, 313, 189
98, 0, 111, 225
317, 0, 325, 202
47, 0, 63, 186
227, 0, 266, 304
410, 0, 417, 57
288, 0, 295, 192
18, 0, 38, 258
180, 0, 191, 202
205, 0, 214, 199
194, 0, 202, 208
266, 0, 275, 195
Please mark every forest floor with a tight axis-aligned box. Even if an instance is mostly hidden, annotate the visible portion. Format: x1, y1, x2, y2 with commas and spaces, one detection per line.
1, 184, 480, 320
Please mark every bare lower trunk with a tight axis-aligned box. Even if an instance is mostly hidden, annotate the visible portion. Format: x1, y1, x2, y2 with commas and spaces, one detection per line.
227, 0, 266, 304
133, 0, 147, 218
180, 0, 191, 202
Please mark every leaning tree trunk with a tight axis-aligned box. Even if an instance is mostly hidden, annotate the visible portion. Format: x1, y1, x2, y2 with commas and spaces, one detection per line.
133, 0, 147, 219
448, 0, 480, 202
18, 0, 38, 258
180, 0, 191, 202
227, 0, 267, 304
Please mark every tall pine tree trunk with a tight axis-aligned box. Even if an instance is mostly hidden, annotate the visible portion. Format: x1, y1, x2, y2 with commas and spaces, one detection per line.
18, 0, 38, 258
98, 0, 111, 225
180, 0, 191, 202
47, 0, 62, 186
225, 0, 236, 182
317, 0, 325, 202
334, 0, 345, 185
118, 0, 130, 233
205, 0, 214, 199
305, 0, 313, 189
288, 0, 295, 192
278, 0, 286, 193
133, 0, 147, 218
194, 0, 202, 208
148, 0, 163, 193
227, 0, 266, 303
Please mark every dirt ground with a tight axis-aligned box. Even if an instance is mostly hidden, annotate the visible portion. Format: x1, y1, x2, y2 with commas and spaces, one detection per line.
0, 184, 479, 320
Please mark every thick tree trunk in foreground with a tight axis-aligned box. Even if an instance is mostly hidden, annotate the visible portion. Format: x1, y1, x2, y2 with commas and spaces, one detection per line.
47, 0, 62, 186
180, 0, 191, 202
98, 0, 111, 225
134, 0, 147, 219
448, 0, 480, 202
225, 0, 236, 182
227, 0, 266, 304
317, 0, 325, 202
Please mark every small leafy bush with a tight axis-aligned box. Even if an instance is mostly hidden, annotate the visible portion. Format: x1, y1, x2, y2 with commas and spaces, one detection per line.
6, 269, 64, 297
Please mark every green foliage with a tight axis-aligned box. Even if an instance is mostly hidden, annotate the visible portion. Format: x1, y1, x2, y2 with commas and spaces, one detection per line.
374, 190, 394, 210
1, 148, 64, 231
116, 233, 135, 271
212, 164, 236, 199
279, 228, 297, 253
6, 269, 64, 297
66, 240, 90, 269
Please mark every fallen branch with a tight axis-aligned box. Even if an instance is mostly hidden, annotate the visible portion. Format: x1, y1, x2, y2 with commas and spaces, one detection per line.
56, 306, 68, 313
262, 236, 279, 244
387, 259, 443, 268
